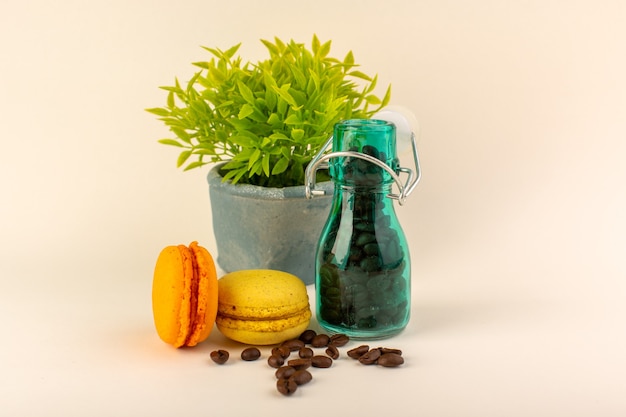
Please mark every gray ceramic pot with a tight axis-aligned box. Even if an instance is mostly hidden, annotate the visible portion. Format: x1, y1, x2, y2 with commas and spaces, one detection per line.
207, 164, 333, 285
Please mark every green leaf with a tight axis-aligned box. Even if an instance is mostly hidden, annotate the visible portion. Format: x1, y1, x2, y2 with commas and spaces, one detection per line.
177, 150, 192, 168
224, 43, 242, 59
262, 153, 271, 177
343, 50, 355, 67
348, 70, 373, 81
158, 139, 185, 147
237, 80, 255, 104
291, 66, 307, 88
192, 61, 210, 70
261, 39, 280, 56
269, 132, 290, 141
271, 156, 290, 175
283, 113, 302, 125
230, 134, 255, 147
183, 160, 206, 171
381, 84, 392, 107
281, 147, 292, 159
365, 95, 381, 105
318, 40, 331, 58
273, 85, 297, 107
238, 103, 255, 119
274, 36, 286, 51
145, 107, 171, 117
228, 118, 254, 132
202, 46, 221, 58
267, 112, 281, 125
291, 128, 305, 141
248, 149, 261, 170
222, 159, 246, 170
265, 88, 277, 111
311, 34, 320, 55
170, 127, 191, 143
222, 167, 247, 184
365, 74, 378, 93
307, 69, 320, 92
250, 159, 263, 176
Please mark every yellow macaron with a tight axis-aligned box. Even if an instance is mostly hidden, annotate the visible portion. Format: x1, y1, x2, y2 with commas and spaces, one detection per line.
216, 270, 311, 345
152, 241, 218, 348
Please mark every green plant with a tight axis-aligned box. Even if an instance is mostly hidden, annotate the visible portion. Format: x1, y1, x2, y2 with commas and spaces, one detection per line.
147, 35, 391, 187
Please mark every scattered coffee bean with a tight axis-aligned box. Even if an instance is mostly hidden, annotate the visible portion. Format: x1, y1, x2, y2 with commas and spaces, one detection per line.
311, 355, 333, 368
298, 329, 317, 344
329, 333, 350, 347
275, 365, 296, 379
241, 347, 261, 361
380, 347, 403, 356
267, 354, 285, 368
377, 353, 404, 367
290, 369, 313, 385
325, 344, 339, 360
298, 347, 314, 359
210, 349, 229, 365
358, 348, 381, 365
287, 358, 312, 370
310, 334, 330, 348
275, 345, 292, 358
347, 345, 370, 359
282, 339, 305, 351
217, 342, 406, 398
276, 378, 298, 396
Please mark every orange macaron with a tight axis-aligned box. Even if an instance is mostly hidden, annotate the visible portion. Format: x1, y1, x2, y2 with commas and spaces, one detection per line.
152, 241, 218, 347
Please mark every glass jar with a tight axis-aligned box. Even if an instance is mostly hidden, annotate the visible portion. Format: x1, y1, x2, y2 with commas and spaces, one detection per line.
308, 119, 414, 339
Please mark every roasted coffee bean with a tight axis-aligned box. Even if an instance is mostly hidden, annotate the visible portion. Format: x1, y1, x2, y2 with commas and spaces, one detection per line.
329, 333, 349, 347
363, 242, 380, 256
311, 355, 333, 368
276, 378, 298, 396
287, 358, 311, 370
310, 333, 330, 348
347, 345, 370, 359
241, 347, 261, 361
267, 354, 285, 368
281, 339, 305, 351
298, 329, 317, 344
275, 365, 296, 379
320, 307, 341, 325
358, 348, 382, 365
377, 353, 404, 367
357, 315, 378, 329
325, 345, 339, 360
290, 369, 313, 385
360, 255, 382, 272
209, 349, 229, 364
380, 347, 403, 356
356, 232, 377, 247
298, 347, 314, 359
272, 346, 292, 359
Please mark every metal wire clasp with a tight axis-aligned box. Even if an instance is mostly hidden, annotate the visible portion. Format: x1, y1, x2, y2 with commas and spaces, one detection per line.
305, 132, 421, 206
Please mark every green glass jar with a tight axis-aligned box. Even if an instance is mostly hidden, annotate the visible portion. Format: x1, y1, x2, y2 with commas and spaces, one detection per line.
308, 119, 414, 339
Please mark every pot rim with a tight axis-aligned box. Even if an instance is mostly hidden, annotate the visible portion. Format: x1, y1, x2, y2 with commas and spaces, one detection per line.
207, 163, 333, 200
